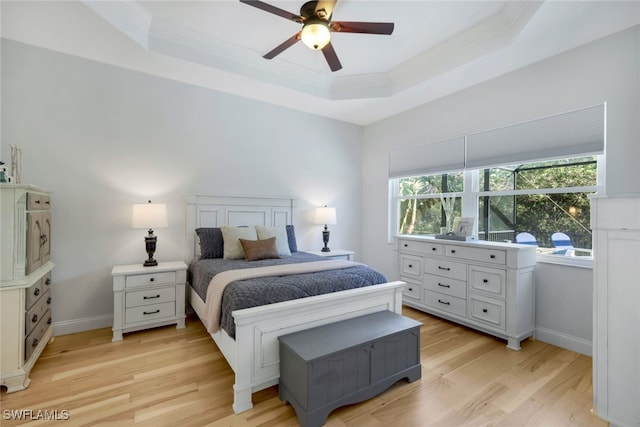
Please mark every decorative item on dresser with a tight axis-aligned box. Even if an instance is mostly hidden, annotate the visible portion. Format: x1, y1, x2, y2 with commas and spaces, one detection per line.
590, 195, 640, 427
398, 236, 536, 350
0, 184, 54, 392
111, 261, 187, 342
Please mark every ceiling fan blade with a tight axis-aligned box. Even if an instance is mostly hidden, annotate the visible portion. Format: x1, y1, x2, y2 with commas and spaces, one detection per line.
240, 0, 303, 23
331, 21, 394, 35
315, 0, 337, 20
321, 42, 342, 72
263, 33, 301, 59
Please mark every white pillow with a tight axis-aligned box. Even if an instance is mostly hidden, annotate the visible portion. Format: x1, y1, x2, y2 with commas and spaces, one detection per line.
221, 226, 258, 259
255, 225, 291, 256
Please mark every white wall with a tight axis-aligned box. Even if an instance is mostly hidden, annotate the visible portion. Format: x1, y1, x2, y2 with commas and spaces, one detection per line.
361, 25, 640, 354
1, 39, 364, 334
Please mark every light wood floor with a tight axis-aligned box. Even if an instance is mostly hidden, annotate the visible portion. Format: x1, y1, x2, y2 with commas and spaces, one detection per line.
1, 306, 607, 427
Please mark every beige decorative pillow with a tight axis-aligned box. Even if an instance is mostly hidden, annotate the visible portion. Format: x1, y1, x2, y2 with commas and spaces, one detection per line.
221, 226, 258, 259
239, 237, 281, 261
255, 225, 291, 256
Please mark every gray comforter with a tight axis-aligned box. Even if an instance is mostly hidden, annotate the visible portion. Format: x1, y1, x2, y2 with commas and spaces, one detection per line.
188, 252, 388, 338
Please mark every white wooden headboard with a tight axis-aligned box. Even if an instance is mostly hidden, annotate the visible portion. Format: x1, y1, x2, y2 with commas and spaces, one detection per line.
185, 194, 296, 261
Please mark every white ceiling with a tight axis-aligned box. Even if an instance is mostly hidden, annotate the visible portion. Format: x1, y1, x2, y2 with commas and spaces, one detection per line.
2, 1, 640, 125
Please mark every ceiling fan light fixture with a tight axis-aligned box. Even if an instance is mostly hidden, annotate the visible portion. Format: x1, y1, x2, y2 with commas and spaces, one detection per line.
301, 20, 331, 50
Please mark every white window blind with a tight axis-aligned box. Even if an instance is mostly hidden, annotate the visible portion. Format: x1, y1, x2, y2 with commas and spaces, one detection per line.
465, 104, 605, 169
389, 137, 465, 178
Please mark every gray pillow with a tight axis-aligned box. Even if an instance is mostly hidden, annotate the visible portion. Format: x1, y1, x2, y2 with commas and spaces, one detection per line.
195, 227, 223, 259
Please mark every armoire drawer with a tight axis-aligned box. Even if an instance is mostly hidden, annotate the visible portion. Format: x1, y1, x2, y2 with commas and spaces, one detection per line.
125, 271, 176, 288
25, 289, 51, 335
468, 294, 506, 331
468, 265, 506, 298
25, 279, 44, 309
27, 193, 51, 211
399, 239, 443, 256
444, 245, 506, 265
424, 290, 466, 317
424, 274, 466, 299
24, 310, 51, 362
423, 258, 467, 281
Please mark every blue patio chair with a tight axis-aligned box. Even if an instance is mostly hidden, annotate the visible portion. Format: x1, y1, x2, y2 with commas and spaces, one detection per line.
515, 232, 538, 245
551, 232, 574, 255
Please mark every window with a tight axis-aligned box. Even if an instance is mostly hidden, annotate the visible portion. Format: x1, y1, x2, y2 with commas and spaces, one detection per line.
391, 155, 599, 259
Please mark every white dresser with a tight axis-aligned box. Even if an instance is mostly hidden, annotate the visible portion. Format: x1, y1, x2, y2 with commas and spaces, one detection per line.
0, 184, 54, 392
112, 261, 187, 341
591, 196, 640, 427
398, 237, 536, 350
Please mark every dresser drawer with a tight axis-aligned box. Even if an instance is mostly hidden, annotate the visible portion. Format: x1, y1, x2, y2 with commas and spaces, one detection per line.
424, 290, 466, 317
401, 277, 422, 301
444, 245, 506, 265
423, 258, 467, 281
468, 266, 506, 298
126, 287, 176, 308
125, 271, 176, 288
468, 294, 506, 331
400, 254, 422, 277
25, 289, 51, 335
24, 309, 51, 362
26, 278, 44, 309
424, 274, 466, 299
399, 239, 443, 256
125, 302, 175, 324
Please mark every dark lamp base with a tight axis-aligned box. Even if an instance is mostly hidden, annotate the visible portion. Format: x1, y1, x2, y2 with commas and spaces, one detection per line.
321, 247, 331, 252
143, 230, 159, 267
143, 258, 158, 267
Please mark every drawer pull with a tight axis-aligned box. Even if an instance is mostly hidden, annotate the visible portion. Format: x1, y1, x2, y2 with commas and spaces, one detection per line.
438, 283, 450, 288
404, 243, 408, 247
482, 308, 488, 313
438, 266, 451, 271
34, 288, 40, 296
45, 278, 51, 286
451, 249, 456, 254
437, 299, 451, 305
32, 314, 38, 323
432, 247, 436, 251
47, 318, 52, 325
408, 264, 413, 268
32, 339, 39, 347
483, 279, 488, 283
149, 278, 155, 282
143, 294, 161, 300
490, 254, 496, 259
47, 297, 52, 304
35, 200, 41, 204
143, 310, 160, 315
408, 287, 413, 292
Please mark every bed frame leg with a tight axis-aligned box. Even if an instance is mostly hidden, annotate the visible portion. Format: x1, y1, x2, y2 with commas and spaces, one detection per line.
232, 384, 253, 413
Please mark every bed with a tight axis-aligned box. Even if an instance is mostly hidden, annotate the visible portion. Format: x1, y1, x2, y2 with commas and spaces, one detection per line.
185, 194, 405, 414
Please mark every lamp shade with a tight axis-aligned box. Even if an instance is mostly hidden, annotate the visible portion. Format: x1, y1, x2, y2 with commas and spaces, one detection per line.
315, 206, 336, 225
132, 202, 168, 229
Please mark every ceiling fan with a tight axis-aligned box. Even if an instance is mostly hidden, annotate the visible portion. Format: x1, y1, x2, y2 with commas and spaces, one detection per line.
239, 0, 394, 72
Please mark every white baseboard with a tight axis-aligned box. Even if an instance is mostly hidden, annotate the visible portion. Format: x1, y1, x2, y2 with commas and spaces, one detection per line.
535, 326, 592, 356
53, 314, 113, 336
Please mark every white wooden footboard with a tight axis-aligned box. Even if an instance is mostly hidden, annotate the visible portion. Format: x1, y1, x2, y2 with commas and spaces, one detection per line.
187, 281, 405, 413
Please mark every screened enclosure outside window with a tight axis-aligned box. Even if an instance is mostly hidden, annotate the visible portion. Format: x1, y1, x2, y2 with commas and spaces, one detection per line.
392, 156, 598, 257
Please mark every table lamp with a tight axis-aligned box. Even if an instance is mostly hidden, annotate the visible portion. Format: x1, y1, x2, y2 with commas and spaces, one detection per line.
132, 200, 168, 266
315, 206, 336, 252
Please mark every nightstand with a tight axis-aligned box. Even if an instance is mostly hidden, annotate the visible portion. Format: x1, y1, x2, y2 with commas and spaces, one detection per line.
111, 261, 187, 342
306, 249, 355, 261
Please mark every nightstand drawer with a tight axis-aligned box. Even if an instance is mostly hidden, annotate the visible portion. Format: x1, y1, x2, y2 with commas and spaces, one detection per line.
125, 287, 176, 308
424, 290, 466, 317
125, 271, 176, 288
125, 302, 175, 324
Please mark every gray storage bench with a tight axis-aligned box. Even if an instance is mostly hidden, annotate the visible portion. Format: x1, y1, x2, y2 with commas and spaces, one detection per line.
278, 310, 422, 427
